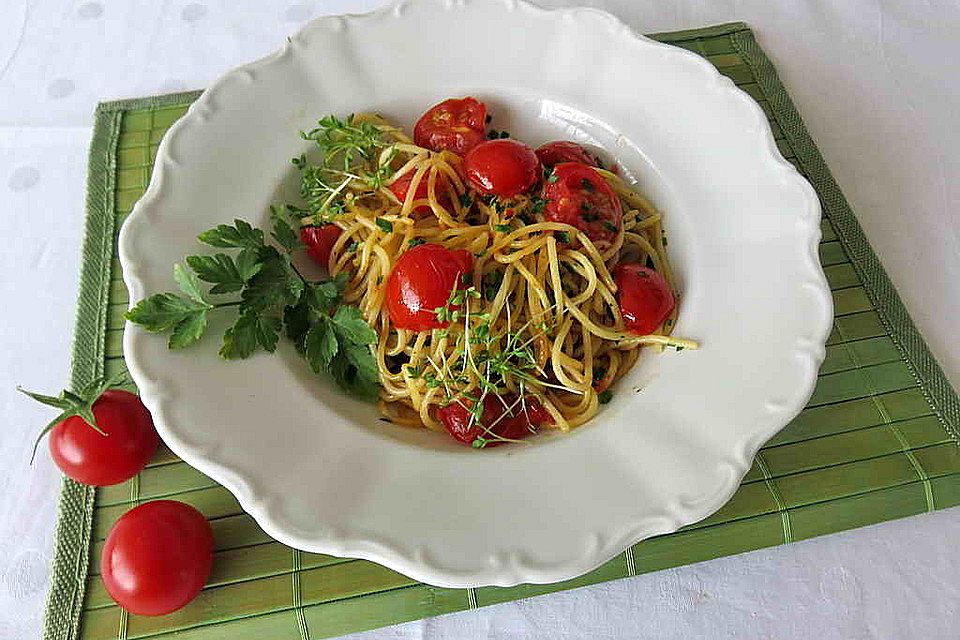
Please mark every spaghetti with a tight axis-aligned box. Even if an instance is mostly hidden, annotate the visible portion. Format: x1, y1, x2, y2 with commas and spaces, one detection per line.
296, 103, 695, 446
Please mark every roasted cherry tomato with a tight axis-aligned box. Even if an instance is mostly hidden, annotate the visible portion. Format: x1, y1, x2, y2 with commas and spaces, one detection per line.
385, 243, 473, 331
388, 171, 451, 215
463, 139, 541, 198
613, 263, 676, 335
300, 224, 342, 268
101, 500, 214, 616
46, 389, 158, 487
413, 97, 487, 155
437, 394, 553, 446
535, 141, 599, 168
542, 162, 623, 251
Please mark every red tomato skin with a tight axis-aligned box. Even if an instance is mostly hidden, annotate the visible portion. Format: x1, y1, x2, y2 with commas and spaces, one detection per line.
535, 141, 599, 168
101, 500, 214, 616
385, 243, 473, 331
542, 162, 623, 251
300, 224, 342, 268
463, 139, 541, 197
414, 97, 487, 155
437, 394, 553, 446
48, 390, 157, 486
613, 263, 676, 335
388, 171, 451, 215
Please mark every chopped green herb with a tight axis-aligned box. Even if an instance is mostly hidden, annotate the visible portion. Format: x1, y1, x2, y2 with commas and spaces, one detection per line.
407, 237, 426, 248
530, 196, 547, 216
554, 231, 571, 244
598, 389, 614, 404
375, 217, 394, 233
494, 224, 513, 233
602, 220, 619, 233
487, 129, 500, 140
458, 192, 474, 209
580, 178, 595, 192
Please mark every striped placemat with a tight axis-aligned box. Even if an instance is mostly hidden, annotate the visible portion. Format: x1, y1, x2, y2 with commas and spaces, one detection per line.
42, 21, 959, 640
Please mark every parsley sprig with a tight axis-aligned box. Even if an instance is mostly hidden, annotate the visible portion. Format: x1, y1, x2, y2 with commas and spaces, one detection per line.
126, 213, 379, 399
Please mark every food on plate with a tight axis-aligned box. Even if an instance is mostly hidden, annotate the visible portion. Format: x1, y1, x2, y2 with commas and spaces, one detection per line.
127, 97, 696, 447
100, 500, 214, 616
18, 373, 158, 485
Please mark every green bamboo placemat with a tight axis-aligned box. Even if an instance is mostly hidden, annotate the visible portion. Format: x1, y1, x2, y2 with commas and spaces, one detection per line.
43, 21, 959, 640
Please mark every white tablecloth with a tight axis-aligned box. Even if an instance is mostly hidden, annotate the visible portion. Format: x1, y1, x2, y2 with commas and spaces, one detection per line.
2, 1, 958, 638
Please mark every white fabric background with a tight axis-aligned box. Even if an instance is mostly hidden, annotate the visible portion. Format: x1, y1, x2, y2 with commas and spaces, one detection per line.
1, 1, 958, 638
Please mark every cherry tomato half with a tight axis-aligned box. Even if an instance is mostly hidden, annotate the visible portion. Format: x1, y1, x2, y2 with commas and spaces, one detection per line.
463, 139, 541, 198
437, 394, 553, 446
48, 389, 157, 486
101, 500, 214, 616
388, 171, 452, 215
613, 263, 676, 335
542, 162, 623, 251
414, 97, 487, 156
300, 224, 342, 268
385, 243, 473, 331
535, 141, 599, 168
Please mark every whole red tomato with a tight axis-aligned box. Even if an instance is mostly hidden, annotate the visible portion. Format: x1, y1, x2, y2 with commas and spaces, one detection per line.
437, 394, 553, 447
47, 389, 158, 486
101, 500, 214, 616
542, 162, 623, 251
613, 263, 676, 335
463, 139, 541, 198
535, 141, 600, 168
300, 224, 342, 268
413, 97, 487, 155
385, 243, 473, 331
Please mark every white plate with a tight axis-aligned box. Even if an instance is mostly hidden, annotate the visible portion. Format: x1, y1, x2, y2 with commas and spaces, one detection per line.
119, 0, 832, 588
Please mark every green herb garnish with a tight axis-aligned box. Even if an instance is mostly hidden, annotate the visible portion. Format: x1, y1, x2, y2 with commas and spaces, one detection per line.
126, 217, 379, 399
598, 389, 614, 404
375, 217, 394, 233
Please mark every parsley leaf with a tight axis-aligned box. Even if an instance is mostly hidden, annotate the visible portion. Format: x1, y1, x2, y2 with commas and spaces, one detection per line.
555, 231, 571, 244
173, 263, 206, 303
197, 219, 264, 249
169, 310, 209, 350
375, 217, 394, 233
331, 305, 377, 345
598, 389, 614, 404
125, 293, 210, 332
494, 224, 513, 233
240, 249, 304, 314
186, 251, 262, 294
304, 321, 338, 372
220, 312, 281, 359
125, 293, 212, 350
